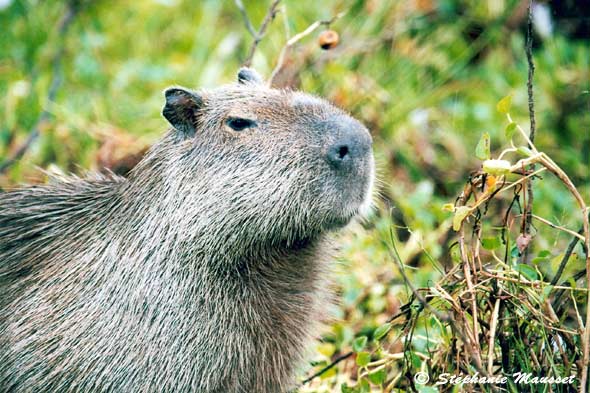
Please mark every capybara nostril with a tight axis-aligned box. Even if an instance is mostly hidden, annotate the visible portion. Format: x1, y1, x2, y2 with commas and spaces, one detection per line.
337, 145, 349, 160
325, 122, 372, 172
327, 143, 351, 166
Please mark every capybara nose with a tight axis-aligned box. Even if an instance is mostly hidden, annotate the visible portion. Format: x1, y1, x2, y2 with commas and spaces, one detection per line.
327, 142, 351, 166
325, 117, 372, 171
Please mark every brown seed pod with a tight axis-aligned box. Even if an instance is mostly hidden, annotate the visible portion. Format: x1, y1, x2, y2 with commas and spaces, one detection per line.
318, 30, 339, 50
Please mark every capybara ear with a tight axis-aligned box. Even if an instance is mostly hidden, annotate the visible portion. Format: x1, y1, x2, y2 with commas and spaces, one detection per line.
237, 67, 263, 85
162, 87, 203, 137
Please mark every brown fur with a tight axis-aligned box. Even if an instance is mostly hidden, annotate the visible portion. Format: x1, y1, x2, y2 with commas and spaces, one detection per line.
0, 68, 374, 392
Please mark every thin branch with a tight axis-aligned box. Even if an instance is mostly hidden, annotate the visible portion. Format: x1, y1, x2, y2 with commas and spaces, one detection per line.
0, 0, 81, 174
553, 269, 588, 314
522, 0, 537, 258
237, 0, 281, 68
551, 227, 585, 286
300, 351, 353, 385
269, 11, 345, 87
234, 0, 257, 38
487, 298, 501, 375
527, 214, 586, 242
300, 302, 411, 386
525, 1, 536, 145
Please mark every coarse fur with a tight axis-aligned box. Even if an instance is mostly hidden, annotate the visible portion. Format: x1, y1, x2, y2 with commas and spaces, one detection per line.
0, 69, 374, 392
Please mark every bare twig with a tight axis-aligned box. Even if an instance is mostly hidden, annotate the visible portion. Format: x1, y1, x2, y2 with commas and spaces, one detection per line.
553, 269, 588, 315
0, 0, 81, 174
234, 0, 258, 38
459, 225, 484, 370
301, 351, 353, 385
524, 214, 585, 242
236, 0, 281, 68
268, 11, 345, 86
487, 298, 501, 375
551, 227, 585, 286
521, 0, 536, 259
525, 1, 536, 145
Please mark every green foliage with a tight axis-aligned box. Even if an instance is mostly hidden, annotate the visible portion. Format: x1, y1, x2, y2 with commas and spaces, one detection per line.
475, 132, 491, 160
505, 122, 517, 140
372, 323, 391, 341
355, 352, 371, 367
496, 93, 513, 114
352, 336, 368, 353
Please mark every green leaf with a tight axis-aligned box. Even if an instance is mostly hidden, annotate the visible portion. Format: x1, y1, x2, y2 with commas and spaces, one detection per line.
568, 278, 577, 289
356, 351, 371, 367
373, 323, 391, 341
475, 132, 491, 160
533, 249, 551, 264
505, 122, 517, 139
368, 369, 386, 385
359, 379, 370, 393
340, 383, 356, 393
510, 245, 520, 264
515, 264, 539, 280
531, 257, 549, 264
517, 146, 533, 157
481, 237, 501, 250
452, 206, 471, 231
497, 94, 513, 114
541, 285, 554, 301
504, 122, 516, 141
317, 342, 336, 357
409, 352, 422, 369
352, 336, 368, 352
442, 203, 455, 212
482, 159, 512, 175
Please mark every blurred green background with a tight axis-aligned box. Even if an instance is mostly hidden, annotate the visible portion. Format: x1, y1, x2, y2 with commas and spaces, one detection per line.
1, 0, 589, 391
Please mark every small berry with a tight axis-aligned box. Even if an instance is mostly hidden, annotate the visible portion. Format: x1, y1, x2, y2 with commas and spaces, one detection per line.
318, 30, 339, 50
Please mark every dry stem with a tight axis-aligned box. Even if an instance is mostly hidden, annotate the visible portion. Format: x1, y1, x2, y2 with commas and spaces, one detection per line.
235, 0, 281, 67
268, 11, 345, 86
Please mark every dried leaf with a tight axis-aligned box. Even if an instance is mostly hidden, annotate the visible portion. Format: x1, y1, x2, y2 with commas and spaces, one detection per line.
516, 233, 532, 252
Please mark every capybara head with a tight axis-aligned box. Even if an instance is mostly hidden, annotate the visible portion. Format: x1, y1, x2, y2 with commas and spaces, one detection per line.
133, 68, 374, 253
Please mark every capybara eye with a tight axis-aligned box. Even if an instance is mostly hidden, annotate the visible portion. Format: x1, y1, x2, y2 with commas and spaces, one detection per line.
226, 117, 256, 131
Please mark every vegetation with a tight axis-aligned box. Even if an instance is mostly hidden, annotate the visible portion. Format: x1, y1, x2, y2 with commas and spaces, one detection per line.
1, 0, 588, 392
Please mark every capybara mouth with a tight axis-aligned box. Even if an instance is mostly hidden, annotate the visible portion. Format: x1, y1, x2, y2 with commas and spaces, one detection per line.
326, 209, 358, 229
327, 154, 375, 229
